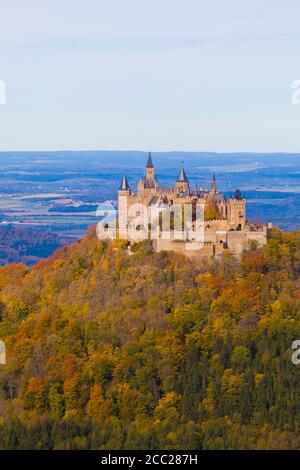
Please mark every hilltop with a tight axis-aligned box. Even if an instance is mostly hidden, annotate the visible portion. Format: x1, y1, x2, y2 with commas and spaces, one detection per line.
0, 226, 300, 449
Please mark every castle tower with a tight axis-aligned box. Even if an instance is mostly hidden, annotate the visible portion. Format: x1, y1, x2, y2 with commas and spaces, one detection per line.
176, 163, 189, 192
208, 173, 217, 204
145, 151, 154, 183
118, 175, 131, 239
212, 174, 217, 193
227, 188, 246, 229
119, 175, 131, 194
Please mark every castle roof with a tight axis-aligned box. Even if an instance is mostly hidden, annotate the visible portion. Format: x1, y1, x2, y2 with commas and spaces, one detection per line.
146, 152, 153, 168
214, 193, 225, 202
234, 188, 242, 200
119, 175, 130, 191
149, 196, 160, 205
178, 165, 188, 182
178, 190, 190, 198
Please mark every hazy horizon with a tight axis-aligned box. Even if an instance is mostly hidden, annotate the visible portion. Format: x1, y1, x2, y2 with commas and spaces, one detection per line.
0, 149, 299, 155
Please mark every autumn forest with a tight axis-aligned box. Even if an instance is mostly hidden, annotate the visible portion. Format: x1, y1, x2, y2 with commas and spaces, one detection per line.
0, 227, 300, 449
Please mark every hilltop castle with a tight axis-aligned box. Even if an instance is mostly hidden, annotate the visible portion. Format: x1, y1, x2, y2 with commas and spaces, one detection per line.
117, 153, 269, 258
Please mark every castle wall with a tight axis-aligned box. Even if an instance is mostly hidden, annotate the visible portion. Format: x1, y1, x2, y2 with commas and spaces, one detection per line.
117, 156, 269, 257
153, 238, 215, 258
153, 226, 268, 258
245, 227, 268, 247
227, 227, 267, 255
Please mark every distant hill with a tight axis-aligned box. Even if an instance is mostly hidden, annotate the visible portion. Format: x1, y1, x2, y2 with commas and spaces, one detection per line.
0, 225, 73, 265
0, 227, 300, 449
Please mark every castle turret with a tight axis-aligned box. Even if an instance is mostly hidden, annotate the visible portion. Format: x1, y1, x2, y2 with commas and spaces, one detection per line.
234, 188, 242, 200
227, 188, 246, 229
146, 151, 155, 184
212, 174, 217, 193
208, 173, 217, 202
119, 175, 131, 193
118, 175, 131, 238
176, 163, 189, 192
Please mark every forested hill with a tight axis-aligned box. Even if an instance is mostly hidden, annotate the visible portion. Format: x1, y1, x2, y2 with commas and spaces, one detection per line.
0, 225, 72, 266
0, 227, 300, 449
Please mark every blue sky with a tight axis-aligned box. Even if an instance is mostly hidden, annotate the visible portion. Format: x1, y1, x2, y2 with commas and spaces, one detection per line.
0, 0, 300, 152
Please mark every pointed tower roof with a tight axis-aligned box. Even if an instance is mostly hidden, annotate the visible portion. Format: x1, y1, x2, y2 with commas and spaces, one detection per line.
212, 173, 217, 191
178, 162, 188, 182
119, 175, 130, 191
146, 151, 153, 168
234, 188, 242, 200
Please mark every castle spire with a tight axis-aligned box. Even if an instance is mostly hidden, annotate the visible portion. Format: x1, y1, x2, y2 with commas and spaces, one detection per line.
119, 175, 130, 191
178, 161, 188, 182
145, 151, 155, 184
146, 151, 153, 168
212, 173, 217, 191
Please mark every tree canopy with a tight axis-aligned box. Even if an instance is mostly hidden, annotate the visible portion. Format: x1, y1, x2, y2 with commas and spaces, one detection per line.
0, 226, 300, 449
